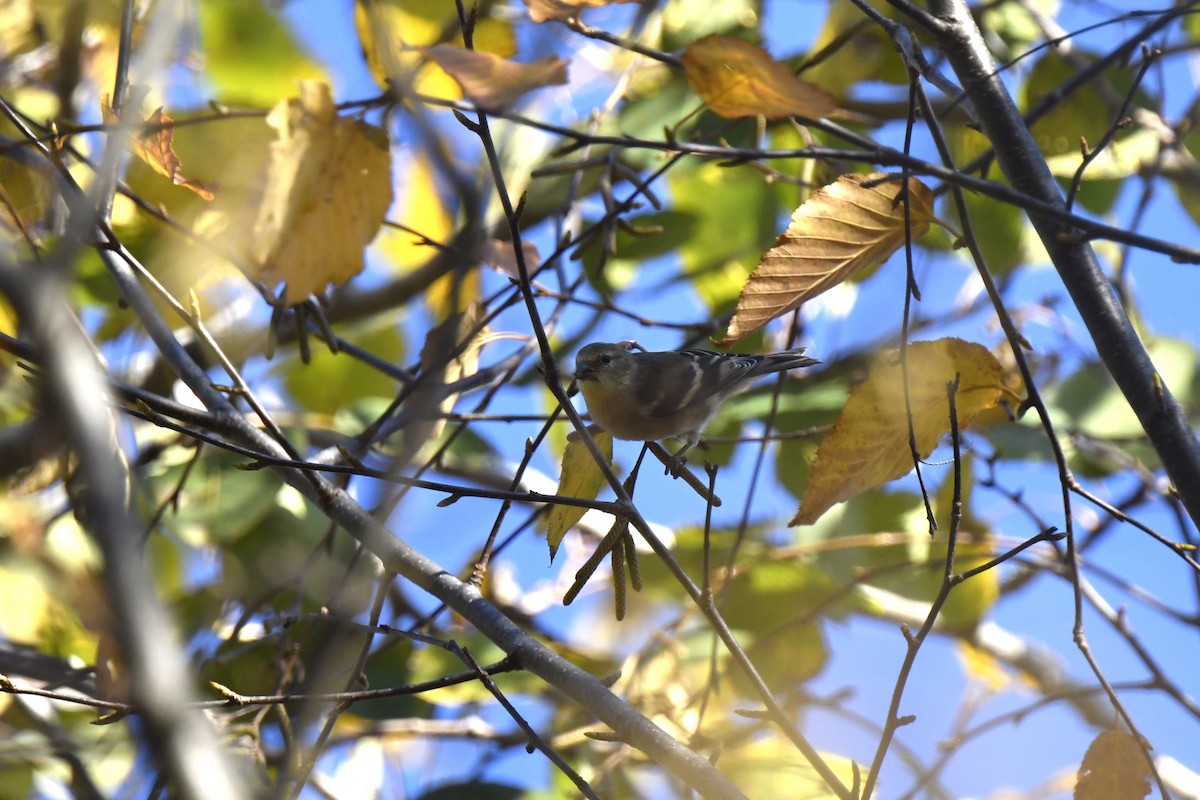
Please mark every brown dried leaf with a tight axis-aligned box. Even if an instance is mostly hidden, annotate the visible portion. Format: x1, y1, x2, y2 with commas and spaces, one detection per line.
135, 109, 215, 200
792, 339, 1014, 526
681, 34, 837, 120
1074, 730, 1152, 800
719, 173, 933, 346
248, 81, 393, 305
524, 0, 638, 24
423, 45, 568, 108
481, 238, 542, 279
411, 302, 488, 448
104, 104, 214, 200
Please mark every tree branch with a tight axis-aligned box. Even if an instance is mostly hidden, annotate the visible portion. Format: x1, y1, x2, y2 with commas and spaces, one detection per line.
929, 0, 1200, 532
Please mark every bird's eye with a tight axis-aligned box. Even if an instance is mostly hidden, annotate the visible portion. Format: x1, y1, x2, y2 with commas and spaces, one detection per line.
598, 355, 612, 366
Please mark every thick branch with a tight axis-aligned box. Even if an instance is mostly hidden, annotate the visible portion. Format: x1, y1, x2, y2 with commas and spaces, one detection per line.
930, 0, 1200, 532
0, 259, 249, 800
94, 246, 747, 799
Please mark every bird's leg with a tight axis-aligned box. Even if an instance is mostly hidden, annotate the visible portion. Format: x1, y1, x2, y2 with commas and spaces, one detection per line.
645, 442, 723, 505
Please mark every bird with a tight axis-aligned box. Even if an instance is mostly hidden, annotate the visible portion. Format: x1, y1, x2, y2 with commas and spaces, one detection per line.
573, 341, 819, 466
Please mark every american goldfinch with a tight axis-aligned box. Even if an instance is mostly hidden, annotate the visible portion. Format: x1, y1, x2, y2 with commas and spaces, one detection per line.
573, 341, 819, 461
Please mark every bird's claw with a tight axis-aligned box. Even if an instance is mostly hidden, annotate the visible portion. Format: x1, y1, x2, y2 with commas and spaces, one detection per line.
665, 455, 688, 478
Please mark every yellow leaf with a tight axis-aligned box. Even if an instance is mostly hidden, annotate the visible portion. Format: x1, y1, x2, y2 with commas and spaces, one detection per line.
0, 564, 49, 641
1075, 730, 1152, 800
721, 737, 858, 800
382, 155, 452, 268
0, 0, 38, 58
354, 0, 515, 96
423, 45, 568, 108
792, 339, 1016, 526
681, 34, 837, 120
248, 81, 393, 305
957, 642, 1009, 692
544, 430, 612, 560
372, 154, 476, 318
524, 0, 638, 24
930, 459, 998, 632
0, 291, 17, 371
719, 172, 933, 346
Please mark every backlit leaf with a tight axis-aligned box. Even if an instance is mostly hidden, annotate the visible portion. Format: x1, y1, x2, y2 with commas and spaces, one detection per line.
1074, 730, 1152, 800
793, 338, 1016, 525
423, 45, 568, 108
720, 172, 933, 345
669, 161, 789, 314
355, 0, 515, 97
0, 563, 49, 641
283, 323, 404, 417
247, 81, 393, 304
198, 0, 326, 106
957, 641, 1010, 692
721, 737, 856, 800
1025, 49, 1149, 161
525, 0, 638, 24
1045, 127, 1160, 182
104, 104, 214, 200
681, 34, 836, 120
544, 429, 612, 560
0, 0, 38, 58
798, 1, 908, 95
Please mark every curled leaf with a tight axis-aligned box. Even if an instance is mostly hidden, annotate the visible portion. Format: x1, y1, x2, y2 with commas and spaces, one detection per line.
424, 45, 568, 108
104, 103, 214, 200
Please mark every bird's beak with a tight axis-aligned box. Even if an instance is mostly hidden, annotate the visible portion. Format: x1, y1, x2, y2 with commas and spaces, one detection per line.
574, 366, 596, 382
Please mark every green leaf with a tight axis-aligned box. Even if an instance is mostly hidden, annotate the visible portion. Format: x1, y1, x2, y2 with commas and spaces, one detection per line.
660, 0, 759, 50
578, 211, 699, 296
954, 182, 1029, 277
283, 323, 405, 417
729, 619, 827, 695
149, 449, 281, 547
798, 0, 909, 95
1045, 335, 1200, 449
612, 68, 700, 146
668, 162, 790, 315
1024, 48, 1151, 218
720, 737, 858, 800
220, 490, 341, 601
0, 762, 34, 800
720, 560, 842, 636
198, 0, 327, 106
354, 639, 432, 721
982, 0, 1056, 56
404, 635, 509, 706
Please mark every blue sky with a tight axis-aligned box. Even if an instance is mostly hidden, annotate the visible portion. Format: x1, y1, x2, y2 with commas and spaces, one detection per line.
179, 1, 1200, 796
